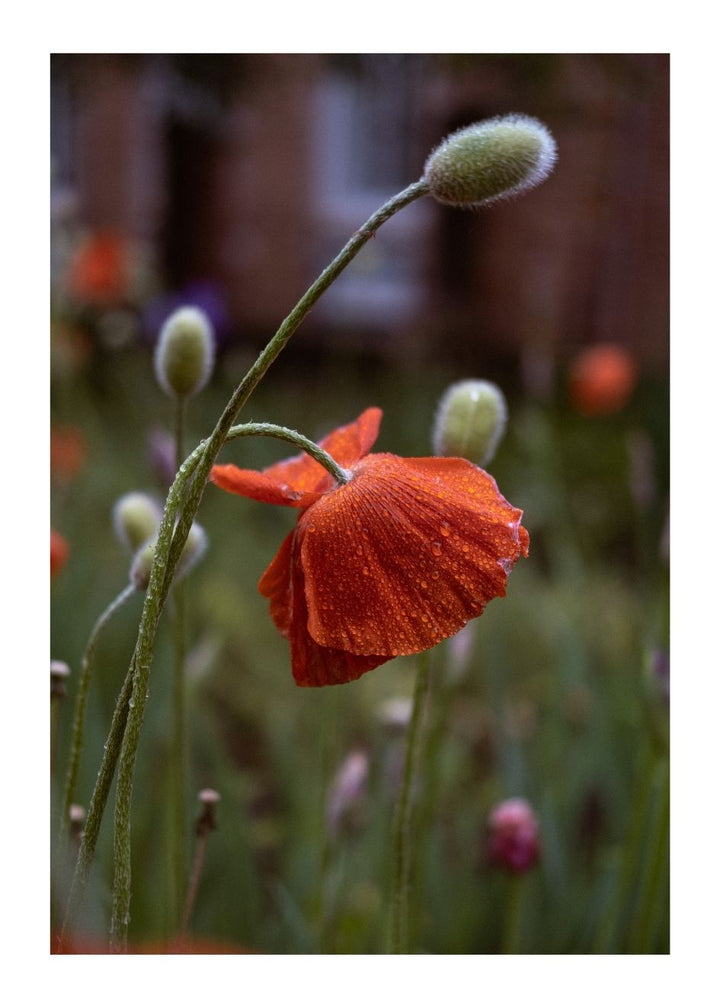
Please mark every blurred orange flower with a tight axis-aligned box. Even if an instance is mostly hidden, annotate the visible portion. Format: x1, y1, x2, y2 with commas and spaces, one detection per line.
51, 528, 69, 577
568, 343, 637, 416
51, 426, 87, 485
67, 231, 129, 305
211, 408, 529, 687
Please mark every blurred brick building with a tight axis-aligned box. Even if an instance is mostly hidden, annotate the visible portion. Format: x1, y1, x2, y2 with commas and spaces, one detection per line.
50, 54, 669, 372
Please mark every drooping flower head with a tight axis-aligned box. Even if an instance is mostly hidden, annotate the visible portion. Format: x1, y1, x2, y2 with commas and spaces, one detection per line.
211, 409, 528, 687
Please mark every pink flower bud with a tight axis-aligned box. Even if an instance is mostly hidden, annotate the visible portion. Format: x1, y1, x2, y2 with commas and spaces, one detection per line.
487, 797, 541, 874
326, 750, 369, 838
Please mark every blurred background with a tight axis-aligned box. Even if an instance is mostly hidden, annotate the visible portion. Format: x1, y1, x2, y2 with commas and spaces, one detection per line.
50, 53, 669, 954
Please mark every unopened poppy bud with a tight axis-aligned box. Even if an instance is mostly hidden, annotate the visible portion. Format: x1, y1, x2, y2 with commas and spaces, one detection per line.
423, 114, 557, 209
487, 797, 541, 874
326, 750, 369, 838
129, 539, 157, 592
175, 522, 208, 580
433, 379, 508, 466
51, 659, 71, 698
197, 788, 220, 833
113, 491, 163, 553
378, 697, 413, 733
129, 521, 207, 592
69, 804, 86, 844
154, 306, 215, 400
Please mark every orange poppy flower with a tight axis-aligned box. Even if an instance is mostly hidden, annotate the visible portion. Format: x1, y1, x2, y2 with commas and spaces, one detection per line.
211, 409, 529, 687
568, 343, 637, 416
67, 231, 128, 305
51, 426, 87, 485
51, 528, 69, 577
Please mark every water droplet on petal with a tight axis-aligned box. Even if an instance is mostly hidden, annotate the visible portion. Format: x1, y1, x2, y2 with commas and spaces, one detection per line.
431, 542, 442, 557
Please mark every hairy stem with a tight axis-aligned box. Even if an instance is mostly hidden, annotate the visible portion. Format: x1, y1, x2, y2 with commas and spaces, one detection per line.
85, 180, 428, 951
170, 395, 189, 930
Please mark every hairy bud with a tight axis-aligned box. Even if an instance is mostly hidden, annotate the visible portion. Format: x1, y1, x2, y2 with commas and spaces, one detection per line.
130, 521, 207, 592
433, 379, 508, 466
423, 114, 557, 209
154, 306, 215, 400
113, 491, 163, 554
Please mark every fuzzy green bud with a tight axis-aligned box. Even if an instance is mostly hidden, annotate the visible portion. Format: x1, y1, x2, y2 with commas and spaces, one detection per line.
154, 306, 215, 400
129, 521, 208, 593
433, 379, 508, 467
113, 491, 163, 554
423, 114, 557, 209
175, 521, 208, 580
130, 539, 157, 592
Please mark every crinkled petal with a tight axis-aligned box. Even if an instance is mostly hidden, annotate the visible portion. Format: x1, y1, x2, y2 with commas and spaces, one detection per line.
258, 531, 294, 636
262, 522, 388, 686
300, 454, 529, 656
210, 407, 383, 508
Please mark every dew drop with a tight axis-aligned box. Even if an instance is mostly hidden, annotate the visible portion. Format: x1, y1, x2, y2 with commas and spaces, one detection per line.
440, 523, 451, 538
431, 570, 440, 580
431, 542, 442, 557
363, 566, 370, 575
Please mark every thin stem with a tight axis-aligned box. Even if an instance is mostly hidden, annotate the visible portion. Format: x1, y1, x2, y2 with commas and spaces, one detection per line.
501, 875, 527, 954
170, 395, 189, 931
58, 655, 136, 947
59, 583, 137, 846
106, 180, 429, 951
389, 651, 431, 954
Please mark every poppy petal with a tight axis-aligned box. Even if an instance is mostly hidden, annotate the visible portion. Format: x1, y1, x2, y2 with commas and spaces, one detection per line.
317, 407, 382, 468
210, 464, 317, 507
288, 526, 389, 686
258, 530, 294, 636
300, 454, 528, 656
210, 408, 383, 508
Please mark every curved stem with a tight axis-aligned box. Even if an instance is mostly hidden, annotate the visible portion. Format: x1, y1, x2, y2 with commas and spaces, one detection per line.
107, 180, 430, 951
222, 421, 354, 483
389, 651, 431, 954
59, 583, 137, 845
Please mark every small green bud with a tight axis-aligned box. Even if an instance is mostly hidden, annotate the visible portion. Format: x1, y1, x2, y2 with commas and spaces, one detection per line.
423, 114, 557, 209
154, 306, 215, 400
129, 521, 208, 593
113, 492, 163, 554
432, 379, 508, 467
130, 539, 157, 592
175, 521, 208, 580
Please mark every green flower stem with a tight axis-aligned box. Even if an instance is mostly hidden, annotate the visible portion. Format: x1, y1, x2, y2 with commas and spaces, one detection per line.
100, 180, 429, 952
59, 449, 203, 944
501, 875, 527, 954
170, 395, 189, 932
59, 583, 137, 846
389, 651, 431, 954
